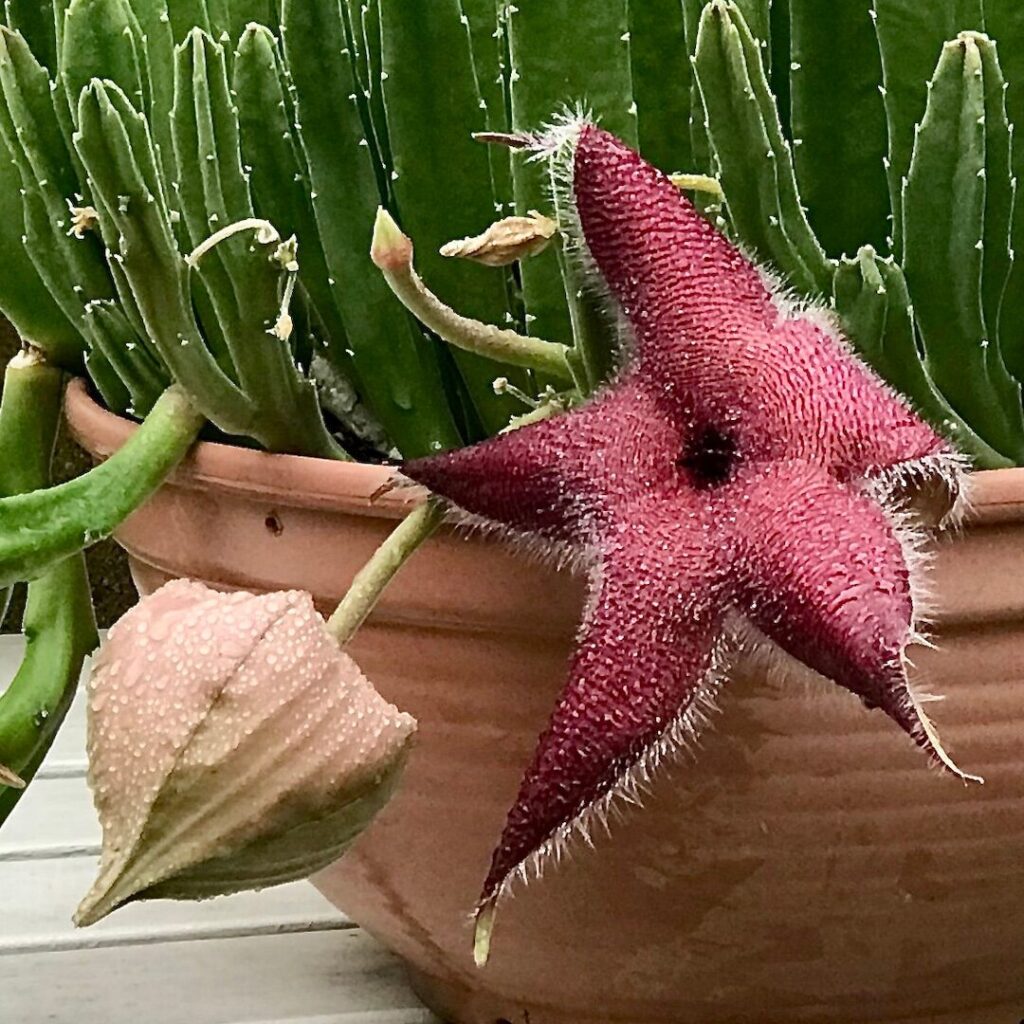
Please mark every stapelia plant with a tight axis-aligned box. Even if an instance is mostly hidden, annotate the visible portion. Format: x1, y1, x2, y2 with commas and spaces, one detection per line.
389, 120, 984, 963
0, 0, 1019, 951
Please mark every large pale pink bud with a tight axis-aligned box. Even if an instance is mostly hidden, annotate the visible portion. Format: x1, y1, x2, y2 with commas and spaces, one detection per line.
75, 579, 415, 926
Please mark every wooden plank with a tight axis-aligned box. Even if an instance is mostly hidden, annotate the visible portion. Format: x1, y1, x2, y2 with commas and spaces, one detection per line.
0, 929, 433, 1024
0, 856, 349, 954
0, 774, 99, 858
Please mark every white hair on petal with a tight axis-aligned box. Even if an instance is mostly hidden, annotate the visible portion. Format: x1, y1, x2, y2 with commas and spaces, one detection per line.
526, 102, 594, 162
448, 504, 595, 575
877, 487, 982, 783
522, 104, 637, 375
386, 471, 590, 574
860, 450, 973, 530
729, 615, 980, 784
902, 683, 984, 784
755, 249, 978, 522
484, 621, 742, 907
758, 262, 846, 334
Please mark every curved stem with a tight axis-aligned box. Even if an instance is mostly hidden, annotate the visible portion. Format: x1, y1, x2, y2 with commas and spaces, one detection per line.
0, 385, 205, 588
326, 496, 445, 647
185, 218, 280, 267
0, 347, 98, 826
371, 208, 575, 383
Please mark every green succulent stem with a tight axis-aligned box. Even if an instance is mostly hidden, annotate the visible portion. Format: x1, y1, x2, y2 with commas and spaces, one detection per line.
0, 383, 204, 588
326, 496, 445, 647
371, 208, 575, 385
0, 347, 99, 825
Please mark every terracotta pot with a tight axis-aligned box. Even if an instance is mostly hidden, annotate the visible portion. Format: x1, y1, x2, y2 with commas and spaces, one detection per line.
66, 379, 1024, 1024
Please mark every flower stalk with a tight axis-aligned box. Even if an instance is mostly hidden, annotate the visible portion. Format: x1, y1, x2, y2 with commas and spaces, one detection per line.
327, 496, 446, 646
370, 208, 576, 385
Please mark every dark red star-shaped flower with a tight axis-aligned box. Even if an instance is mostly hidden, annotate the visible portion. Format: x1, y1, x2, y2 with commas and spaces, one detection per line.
401, 121, 980, 962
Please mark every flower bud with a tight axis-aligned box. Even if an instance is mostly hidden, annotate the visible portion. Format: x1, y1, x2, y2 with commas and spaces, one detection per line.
75, 580, 415, 926
440, 210, 559, 267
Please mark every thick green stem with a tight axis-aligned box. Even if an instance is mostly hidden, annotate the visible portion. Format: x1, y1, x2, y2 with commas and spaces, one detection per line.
0, 384, 204, 587
326, 497, 445, 647
371, 208, 575, 384
0, 347, 99, 825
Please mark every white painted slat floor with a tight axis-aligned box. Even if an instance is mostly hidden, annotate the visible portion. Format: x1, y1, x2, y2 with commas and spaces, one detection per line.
0, 635, 440, 1024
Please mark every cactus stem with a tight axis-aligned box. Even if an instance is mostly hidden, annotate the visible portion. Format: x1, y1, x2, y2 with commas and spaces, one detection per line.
371, 208, 574, 382
185, 217, 281, 268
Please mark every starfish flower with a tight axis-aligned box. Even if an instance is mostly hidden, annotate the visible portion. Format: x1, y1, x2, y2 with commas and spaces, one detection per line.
400, 119, 981, 961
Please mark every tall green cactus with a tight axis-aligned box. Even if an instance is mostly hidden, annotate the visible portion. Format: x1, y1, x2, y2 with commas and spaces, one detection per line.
6, 0, 1020, 467
682, 0, 1024, 467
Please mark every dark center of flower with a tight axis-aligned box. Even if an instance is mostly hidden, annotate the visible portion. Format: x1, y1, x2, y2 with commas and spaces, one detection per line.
679, 425, 738, 488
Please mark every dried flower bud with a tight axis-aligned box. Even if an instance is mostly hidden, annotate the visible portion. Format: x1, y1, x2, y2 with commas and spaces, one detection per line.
273, 235, 300, 273
67, 204, 100, 239
75, 580, 415, 926
440, 210, 559, 267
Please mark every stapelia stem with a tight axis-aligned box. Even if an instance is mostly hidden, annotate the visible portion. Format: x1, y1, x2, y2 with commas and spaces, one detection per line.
326, 496, 445, 647
0, 347, 99, 827
370, 208, 575, 383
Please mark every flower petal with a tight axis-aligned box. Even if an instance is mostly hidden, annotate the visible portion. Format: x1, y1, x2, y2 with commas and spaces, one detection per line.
721, 460, 978, 780
571, 122, 776, 345
569, 122, 954, 477
477, 494, 724, 915
403, 381, 686, 544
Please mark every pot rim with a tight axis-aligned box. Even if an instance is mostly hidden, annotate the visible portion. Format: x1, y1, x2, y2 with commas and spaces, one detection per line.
64, 379, 425, 520
64, 378, 1024, 524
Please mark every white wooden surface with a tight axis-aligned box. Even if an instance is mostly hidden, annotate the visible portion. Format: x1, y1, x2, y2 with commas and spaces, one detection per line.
0, 635, 440, 1024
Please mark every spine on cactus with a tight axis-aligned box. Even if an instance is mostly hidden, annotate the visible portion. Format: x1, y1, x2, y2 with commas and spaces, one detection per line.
0, 29, 117, 338
170, 29, 345, 458
678, 0, 1024, 470
788, 0, 889, 255
74, 79, 253, 431
693, 1, 832, 296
